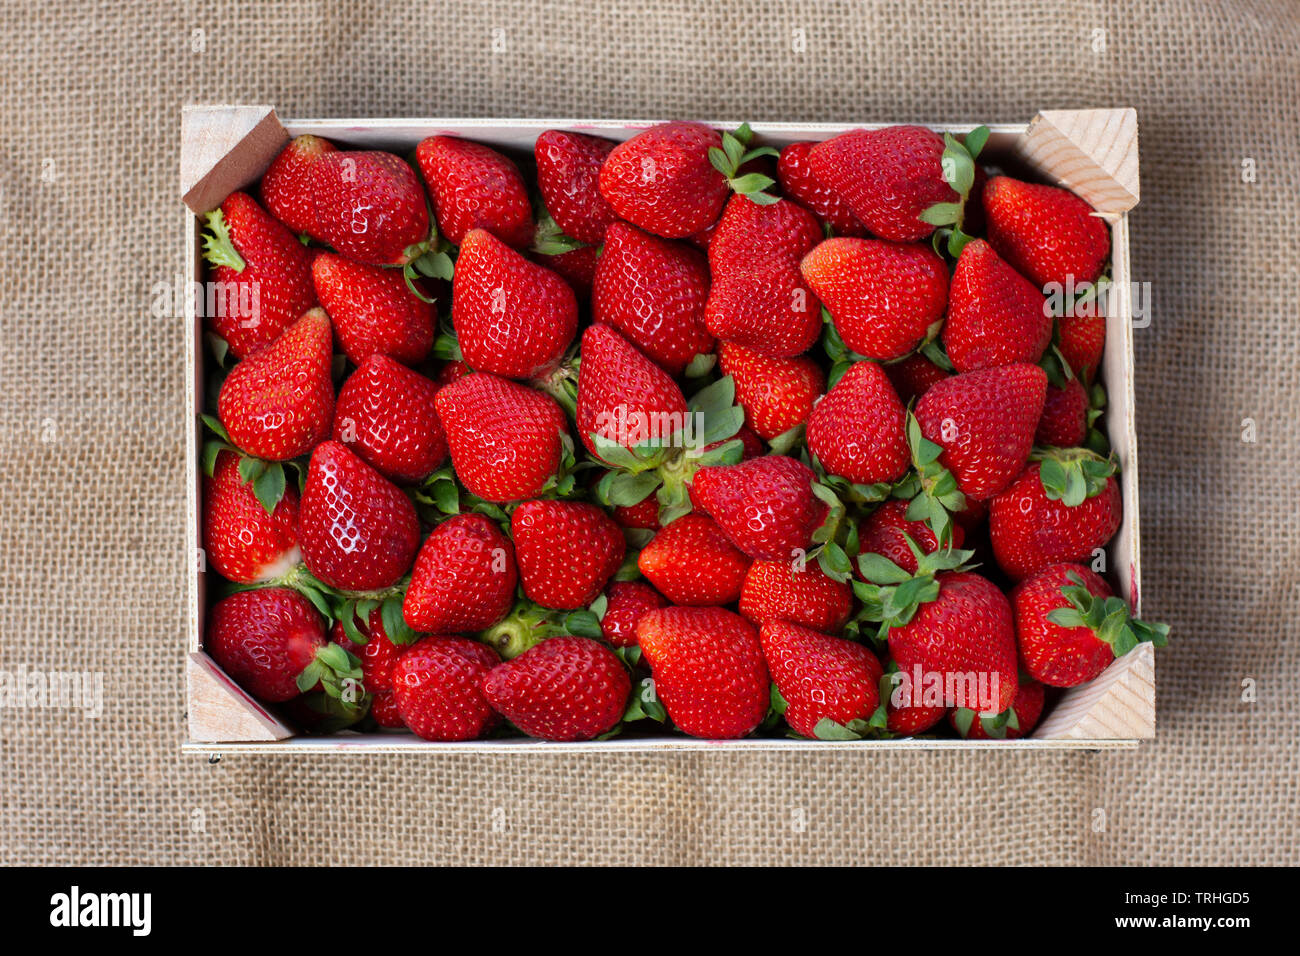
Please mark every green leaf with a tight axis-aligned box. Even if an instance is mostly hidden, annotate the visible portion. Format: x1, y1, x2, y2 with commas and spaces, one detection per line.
707, 146, 732, 177
412, 250, 455, 280
727, 172, 775, 195
200, 413, 231, 444
251, 462, 286, 515
432, 332, 462, 362
563, 610, 603, 639
767, 424, 805, 456
340, 605, 367, 646
684, 352, 717, 378
237, 455, 267, 485
606, 470, 662, 508
380, 596, 419, 647
857, 553, 912, 586
688, 374, 736, 417
1046, 607, 1087, 628
918, 202, 961, 226
201, 209, 245, 271
964, 125, 990, 160
952, 707, 975, 737
812, 718, 863, 741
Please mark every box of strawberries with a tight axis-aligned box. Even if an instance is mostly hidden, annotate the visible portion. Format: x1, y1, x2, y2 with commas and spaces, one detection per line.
181, 107, 1165, 752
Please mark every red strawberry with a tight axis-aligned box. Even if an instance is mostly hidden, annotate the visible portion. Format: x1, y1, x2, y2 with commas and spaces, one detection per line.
884, 353, 950, 404
801, 238, 949, 361
312, 252, 435, 365
217, 308, 334, 461
415, 136, 533, 248
598, 121, 728, 238
435, 360, 472, 388
207, 587, 350, 703
718, 341, 824, 442
913, 363, 1047, 501
942, 239, 1051, 372
483, 637, 630, 741
201, 192, 318, 360
577, 323, 690, 460
1035, 377, 1089, 448
511, 500, 626, 609
203, 450, 301, 583
333, 354, 447, 483
435, 372, 567, 503
857, 499, 965, 577
532, 245, 599, 299
807, 126, 958, 242
1013, 563, 1168, 687
309, 151, 430, 266
534, 130, 620, 244
637, 513, 751, 606
805, 361, 909, 486
950, 680, 1044, 739
636, 606, 769, 739
452, 229, 578, 381
404, 513, 517, 634
880, 660, 948, 736
692, 455, 827, 560
612, 492, 662, 530
989, 456, 1122, 580
983, 176, 1110, 287
775, 141, 870, 237
739, 559, 852, 632
592, 223, 713, 375
1057, 311, 1106, 385
261, 134, 337, 235
330, 605, 407, 693
761, 620, 882, 738
297, 440, 421, 591
705, 196, 824, 358
392, 636, 500, 741
369, 690, 405, 729
599, 580, 669, 648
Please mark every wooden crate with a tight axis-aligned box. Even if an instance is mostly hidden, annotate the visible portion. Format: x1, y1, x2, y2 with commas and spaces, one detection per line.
181, 107, 1148, 753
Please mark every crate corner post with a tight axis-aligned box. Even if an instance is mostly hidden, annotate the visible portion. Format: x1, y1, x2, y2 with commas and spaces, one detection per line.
186, 651, 295, 744
1033, 642, 1155, 740
1015, 108, 1139, 216
181, 104, 288, 215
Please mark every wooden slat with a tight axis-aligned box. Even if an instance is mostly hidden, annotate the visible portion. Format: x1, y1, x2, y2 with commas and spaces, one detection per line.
186, 652, 294, 743
1035, 643, 1155, 739
1015, 108, 1139, 215
180, 105, 287, 214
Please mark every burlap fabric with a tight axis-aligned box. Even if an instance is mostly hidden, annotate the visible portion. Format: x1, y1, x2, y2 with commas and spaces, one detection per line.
1, 0, 1295, 866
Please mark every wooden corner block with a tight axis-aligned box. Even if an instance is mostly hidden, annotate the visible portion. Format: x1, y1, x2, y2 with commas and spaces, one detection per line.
181, 105, 288, 214
1015, 108, 1139, 216
186, 651, 295, 743
1033, 642, 1155, 740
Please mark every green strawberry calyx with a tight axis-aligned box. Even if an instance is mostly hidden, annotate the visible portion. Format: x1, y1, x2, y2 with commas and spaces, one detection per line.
920, 125, 990, 259
852, 533, 977, 644
951, 703, 1020, 739
201, 209, 246, 272
532, 208, 588, 257
897, 411, 967, 548
295, 641, 365, 701
1032, 447, 1117, 507
398, 212, 453, 303
708, 122, 781, 206
199, 414, 293, 516
1046, 571, 1170, 657
479, 599, 603, 660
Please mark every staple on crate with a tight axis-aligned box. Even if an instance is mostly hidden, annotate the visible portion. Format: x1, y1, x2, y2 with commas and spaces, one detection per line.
181, 105, 288, 215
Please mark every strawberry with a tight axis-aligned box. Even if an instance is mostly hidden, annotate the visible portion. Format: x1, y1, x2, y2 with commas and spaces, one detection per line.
983, 176, 1110, 287
451, 228, 578, 381
858, 555, 1019, 715
532, 245, 599, 299
705, 196, 824, 357
415, 135, 533, 248
761, 620, 882, 738
1013, 563, 1168, 687
691, 455, 827, 560
613, 493, 662, 530
599, 580, 669, 648
330, 605, 407, 693
311, 252, 435, 365
1035, 377, 1089, 448
511, 500, 626, 609
534, 130, 620, 244
591, 223, 713, 375
598, 121, 728, 238
880, 660, 948, 736
718, 341, 824, 442
941, 239, 1051, 372
483, 636, 630, 741
739, 559, 852, 632
857, 499, 965, 577
435, 372, 568, 502
989, 453, 1122, 580
297, 440, 421, 591
217, 308, 334, 461
950, 680, 1044, 739
207, 587, 357, 703
1057, 311, 1107, 385
261, 134, 336, 235
333, 354, 446, 484
637, 513, 751, 606
369, 691, 406, 729
913, 362, 1047, 501
807, 126, 958, 242
800, 238, 949, 361
884, 354, 948, 405
636, 606, 770, 739
392, 636, 500, 741
435, 359, 472, 388
404, 513, 517, 633
577, 323, 690, 460
201, 191, 318, 360
308, 150, 430, 266
202, 450, 301, 583
775, 141, 870, 237
805, 361, 909, 486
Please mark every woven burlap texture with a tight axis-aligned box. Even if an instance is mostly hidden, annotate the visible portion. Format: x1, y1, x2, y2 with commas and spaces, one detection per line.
1, 0, 1296, 865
